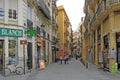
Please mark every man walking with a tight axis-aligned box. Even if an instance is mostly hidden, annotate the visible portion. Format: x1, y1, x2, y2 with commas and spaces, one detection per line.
64, 55, 67, 64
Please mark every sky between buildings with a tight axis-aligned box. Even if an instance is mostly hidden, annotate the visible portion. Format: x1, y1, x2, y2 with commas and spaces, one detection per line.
57, 0, 85, 31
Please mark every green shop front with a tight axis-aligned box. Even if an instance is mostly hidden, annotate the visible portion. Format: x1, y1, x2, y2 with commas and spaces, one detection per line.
0, 28, 23, 74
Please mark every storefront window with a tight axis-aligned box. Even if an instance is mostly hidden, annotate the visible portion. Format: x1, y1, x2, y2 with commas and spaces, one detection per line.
8, 38, 18, 65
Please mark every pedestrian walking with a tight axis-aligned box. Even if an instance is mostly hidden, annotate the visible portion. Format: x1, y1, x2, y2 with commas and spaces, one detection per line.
75, 53, 78, 60
66, 55, 69, 64
64, 55, 67, 64
60, 55, 63, 64
77, 52, 81, 60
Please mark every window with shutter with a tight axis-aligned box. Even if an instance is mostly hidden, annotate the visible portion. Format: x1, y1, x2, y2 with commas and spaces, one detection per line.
13, 10, 17, 19
0, 0, 4, 18
8, 9, 12, 18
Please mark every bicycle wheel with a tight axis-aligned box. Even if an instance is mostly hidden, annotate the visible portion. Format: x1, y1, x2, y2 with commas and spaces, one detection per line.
15, 67, 24, 75
4, 68, 11, 77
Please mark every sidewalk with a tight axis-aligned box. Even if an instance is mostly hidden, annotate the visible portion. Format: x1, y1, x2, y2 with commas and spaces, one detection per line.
82, 60, 120, 80
0, 69, 40, 80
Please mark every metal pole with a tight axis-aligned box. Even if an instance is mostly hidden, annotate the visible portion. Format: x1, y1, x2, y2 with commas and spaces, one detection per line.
23, 45, 25, 74
55, 46, 57, 62
3, 53, 5, 76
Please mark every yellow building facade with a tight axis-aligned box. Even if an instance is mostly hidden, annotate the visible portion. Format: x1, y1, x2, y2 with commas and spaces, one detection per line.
73, 31, 78, 56
80, 23, 86, 62
84, 0, 120, 71
56, 6, 70, 58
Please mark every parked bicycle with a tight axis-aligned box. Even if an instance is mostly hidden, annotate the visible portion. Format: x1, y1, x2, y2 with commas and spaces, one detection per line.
4, 64, 23, 77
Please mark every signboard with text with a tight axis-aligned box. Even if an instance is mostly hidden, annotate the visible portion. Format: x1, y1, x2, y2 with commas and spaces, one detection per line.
0, 28, 23, 37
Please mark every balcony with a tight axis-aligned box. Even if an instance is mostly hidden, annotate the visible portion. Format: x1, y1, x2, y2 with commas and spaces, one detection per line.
88, 0, 96, 10
52, 0, 57, 8
110, 0, 120, 5
84, 13, 90, 26
84, 1, 88, 13
37, 26, 41, 36
89, 0, 120, 29
84, 30, 89, 38
36, 0, 51, 19
88, 0, 94, 5
96, 3, 103, 16
64, 28, 69, 36
52, 16, 56, 25
27, 19, 33, 29
90, 14, 96, 28
52, 16, 58, 29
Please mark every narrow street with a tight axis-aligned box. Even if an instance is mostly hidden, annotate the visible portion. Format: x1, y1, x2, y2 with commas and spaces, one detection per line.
1, 58, 120, 80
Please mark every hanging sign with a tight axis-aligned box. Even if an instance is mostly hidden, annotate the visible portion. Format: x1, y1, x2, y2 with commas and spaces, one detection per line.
25, 28, 36, 37
20, 40, 27, 45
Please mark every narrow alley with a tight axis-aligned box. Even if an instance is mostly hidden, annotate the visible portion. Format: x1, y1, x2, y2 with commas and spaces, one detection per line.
1, 58, 120, 80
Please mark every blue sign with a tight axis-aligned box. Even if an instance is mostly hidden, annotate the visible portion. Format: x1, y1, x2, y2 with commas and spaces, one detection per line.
0, 28, 23, 37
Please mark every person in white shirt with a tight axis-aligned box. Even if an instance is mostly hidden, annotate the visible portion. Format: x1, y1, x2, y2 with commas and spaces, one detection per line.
60, 55, 63, 64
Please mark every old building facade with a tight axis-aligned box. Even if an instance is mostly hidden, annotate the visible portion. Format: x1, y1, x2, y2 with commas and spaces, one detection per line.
84, 0, 120, 71
0, 0, 58, 75
56, 5, 70, 58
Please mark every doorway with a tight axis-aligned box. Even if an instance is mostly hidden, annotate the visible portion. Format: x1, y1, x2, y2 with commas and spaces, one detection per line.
0, 40, 4, 73
37, 45, 40, 68
116, 32, 120, 70
27, 42, 33, 69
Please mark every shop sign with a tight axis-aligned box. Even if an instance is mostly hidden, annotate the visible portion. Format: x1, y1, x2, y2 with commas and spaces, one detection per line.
39, 59, 45, 69
20, 40, 27, 45
25, 28, 36, 37
0, 28, 23, 37
117, 32, 120, 36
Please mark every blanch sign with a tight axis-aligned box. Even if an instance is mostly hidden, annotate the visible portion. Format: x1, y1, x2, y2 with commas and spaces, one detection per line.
0, 28, 23, 37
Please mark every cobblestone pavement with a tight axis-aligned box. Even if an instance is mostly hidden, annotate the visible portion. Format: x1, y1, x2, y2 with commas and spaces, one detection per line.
0, 58, 120, 80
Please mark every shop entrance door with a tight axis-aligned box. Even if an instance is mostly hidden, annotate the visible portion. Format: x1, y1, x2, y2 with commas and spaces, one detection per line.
116, 43, 120, 69
116, 32, 120, 70
0, 40, 4, 73
27, 42, 33, 69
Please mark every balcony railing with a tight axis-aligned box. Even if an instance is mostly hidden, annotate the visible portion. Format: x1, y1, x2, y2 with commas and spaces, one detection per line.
37, 26, 40, 36
52, 1, 57, 7
52, 16, 58, 29
96, 3, 103, 16
52, 16, 56, 24
84, 29, 89, 38
90, 14, 96, 27
36, 0, 51, 19
88, 0, 94, 5
110, 0, 120, 5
